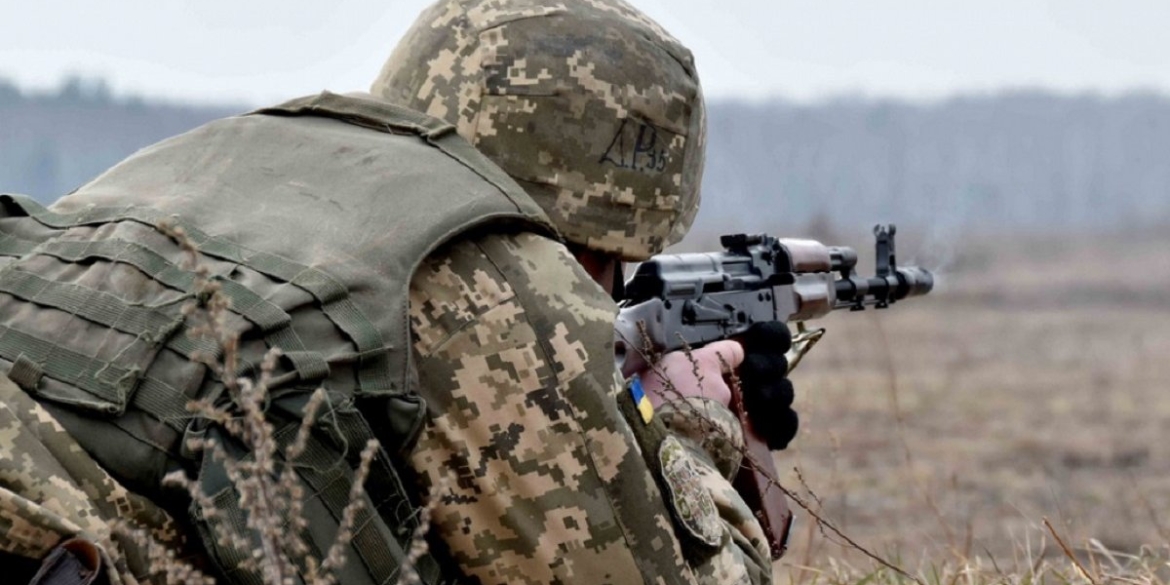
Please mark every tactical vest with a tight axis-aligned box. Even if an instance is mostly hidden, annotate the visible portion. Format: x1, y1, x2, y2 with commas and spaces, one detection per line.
0, 92, 554, 584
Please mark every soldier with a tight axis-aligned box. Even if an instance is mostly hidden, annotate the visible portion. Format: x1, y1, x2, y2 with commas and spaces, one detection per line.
376, 1, 800, 583
0, 0, 798, 584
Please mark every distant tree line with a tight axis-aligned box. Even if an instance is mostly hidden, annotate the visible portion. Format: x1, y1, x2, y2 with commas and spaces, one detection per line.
0, 75, 241, 199
2, 76, 1168, 234
700, 92, 1170, 235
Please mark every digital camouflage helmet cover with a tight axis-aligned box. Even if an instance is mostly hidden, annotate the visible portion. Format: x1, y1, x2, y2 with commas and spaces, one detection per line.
373, 0, 707, 261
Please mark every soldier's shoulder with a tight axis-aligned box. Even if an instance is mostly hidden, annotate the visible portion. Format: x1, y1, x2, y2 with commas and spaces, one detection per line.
412, 229, 611, 309
409, 229, 614, 355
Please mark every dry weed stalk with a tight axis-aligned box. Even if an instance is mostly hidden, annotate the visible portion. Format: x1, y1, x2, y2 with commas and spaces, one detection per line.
1044, 517, 1098, 585
395, 479, 444, 585
632, 325, 1170, 585
114, 524, 216, 585
633, 328, 922, 584
116, 221, 419, 585
872, 314, 962, 559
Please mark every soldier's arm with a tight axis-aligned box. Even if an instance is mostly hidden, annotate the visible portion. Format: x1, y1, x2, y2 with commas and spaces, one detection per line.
407, 230, 771, 585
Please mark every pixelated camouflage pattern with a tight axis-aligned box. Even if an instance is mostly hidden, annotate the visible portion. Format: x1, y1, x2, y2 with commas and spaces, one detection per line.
374, 0, 706, 261
657, 398, 745, 481
0, 375, 188, 585
408, 230, 770, 584
658, 436, 721, 548
684, 440, 771, 585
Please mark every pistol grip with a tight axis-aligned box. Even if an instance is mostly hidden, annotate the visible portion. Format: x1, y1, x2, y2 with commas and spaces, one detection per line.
728, 377, 794, 559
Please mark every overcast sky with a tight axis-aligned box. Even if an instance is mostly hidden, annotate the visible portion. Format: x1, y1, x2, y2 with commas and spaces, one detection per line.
2, 0, 1169, 105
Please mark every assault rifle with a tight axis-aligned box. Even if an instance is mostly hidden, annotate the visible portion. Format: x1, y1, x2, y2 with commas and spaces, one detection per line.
614, 224, 933, 559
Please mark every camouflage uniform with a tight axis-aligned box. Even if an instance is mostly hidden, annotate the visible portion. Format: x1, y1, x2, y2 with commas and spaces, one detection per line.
0, 1, 773, 583
0, 374, 191, 585
379, 0, 769, 582
406, 231, 771, 584
0, 84, 769, 584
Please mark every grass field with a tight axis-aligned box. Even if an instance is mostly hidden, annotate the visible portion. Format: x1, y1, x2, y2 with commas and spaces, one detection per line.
756, 226, 1170, 582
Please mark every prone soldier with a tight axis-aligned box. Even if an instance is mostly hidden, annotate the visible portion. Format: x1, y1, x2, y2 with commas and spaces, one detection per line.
0, 1, 799, 583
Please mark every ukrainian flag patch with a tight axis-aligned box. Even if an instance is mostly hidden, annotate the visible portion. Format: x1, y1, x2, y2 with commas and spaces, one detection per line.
629, 375, 654, 424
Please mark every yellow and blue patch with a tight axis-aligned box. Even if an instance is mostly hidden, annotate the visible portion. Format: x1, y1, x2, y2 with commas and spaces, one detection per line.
628, 375, 654, 424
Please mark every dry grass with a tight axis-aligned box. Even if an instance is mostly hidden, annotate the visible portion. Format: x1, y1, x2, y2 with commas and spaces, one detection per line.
124, 223, 418, 585
761, 226, 1170, 583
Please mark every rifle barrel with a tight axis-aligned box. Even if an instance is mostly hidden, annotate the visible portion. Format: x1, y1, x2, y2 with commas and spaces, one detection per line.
834, 266, 933, 308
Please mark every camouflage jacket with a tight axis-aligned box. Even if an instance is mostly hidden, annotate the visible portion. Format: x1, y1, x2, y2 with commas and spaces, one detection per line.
0, 91, 770, 584
407, 229, 772, 584
0, 373, 195, 585
0, 228, 772, 585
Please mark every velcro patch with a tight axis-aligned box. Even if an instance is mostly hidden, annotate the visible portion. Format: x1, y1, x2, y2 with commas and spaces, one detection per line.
658, 435, 722, 548
628, 375, 654, 424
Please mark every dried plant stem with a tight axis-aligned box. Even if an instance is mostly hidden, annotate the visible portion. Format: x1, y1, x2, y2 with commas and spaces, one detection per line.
147, 220, 389, 585
630, 334, 922, 584
1044, 517, 1098, 585
872, 315, 959, 555
395, 479, 444, 585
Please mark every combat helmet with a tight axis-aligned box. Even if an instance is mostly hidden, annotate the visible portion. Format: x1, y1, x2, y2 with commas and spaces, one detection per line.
372, 0, 706, 261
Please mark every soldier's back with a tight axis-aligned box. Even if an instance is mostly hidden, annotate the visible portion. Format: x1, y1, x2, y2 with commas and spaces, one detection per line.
0, 91, 551, 584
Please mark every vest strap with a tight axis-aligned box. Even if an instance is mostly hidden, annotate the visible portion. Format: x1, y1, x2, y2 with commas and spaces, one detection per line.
130, 377, 195, 432
8, 354, 44, 391
274, 410, 410, 582
3, 206, 334, 391
0, 267, 185, 347
0, 232, 38, 257
3, 194, 385, 393
0, 324, 136, 413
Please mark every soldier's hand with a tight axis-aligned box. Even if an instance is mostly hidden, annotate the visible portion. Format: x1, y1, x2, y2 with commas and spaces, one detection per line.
635, 323, 799, 451
638, 340, 744, 409
739, 322, 799, 451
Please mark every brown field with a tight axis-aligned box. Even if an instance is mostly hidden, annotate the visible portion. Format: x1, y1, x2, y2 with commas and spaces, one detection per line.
750, 225, 1170, 579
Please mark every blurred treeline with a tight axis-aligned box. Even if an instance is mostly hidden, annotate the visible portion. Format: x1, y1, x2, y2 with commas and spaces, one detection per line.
3, 75, 1170, 235
699, 93, 1170, 236
0, 76, 242, 199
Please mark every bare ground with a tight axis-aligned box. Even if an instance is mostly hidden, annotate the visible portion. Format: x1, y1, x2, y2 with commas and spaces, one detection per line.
760, 227, 1170, 576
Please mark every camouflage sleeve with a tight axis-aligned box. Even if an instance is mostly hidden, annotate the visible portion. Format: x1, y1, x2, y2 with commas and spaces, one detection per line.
656, 398, 772, 584
0, 374, 190, 585
656, 398, 745, 482
407, 230, 771, 585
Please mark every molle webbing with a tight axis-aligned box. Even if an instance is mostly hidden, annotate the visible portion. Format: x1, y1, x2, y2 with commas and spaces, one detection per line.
0, 232, 38, 257
0, 323, 138, 410
0, 264, 203, 429
28, 238, 312, 374
0, 194, 379, 393
294, 408, 446, 583
192, 402, 446, 585
0, 266, 209, 429
0, 268, 193, 353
